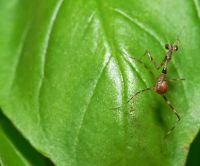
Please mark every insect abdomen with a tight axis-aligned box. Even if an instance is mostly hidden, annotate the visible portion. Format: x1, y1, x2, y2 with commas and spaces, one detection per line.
155, 80, 168, 94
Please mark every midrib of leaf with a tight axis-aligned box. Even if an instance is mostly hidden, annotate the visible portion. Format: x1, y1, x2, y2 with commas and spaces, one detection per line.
67, 2, 131, 165
95, 2, 130, 165
72, 4, 128, 164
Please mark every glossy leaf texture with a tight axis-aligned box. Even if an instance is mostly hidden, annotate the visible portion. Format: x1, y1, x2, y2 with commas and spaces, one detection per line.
0, 0, 200, 165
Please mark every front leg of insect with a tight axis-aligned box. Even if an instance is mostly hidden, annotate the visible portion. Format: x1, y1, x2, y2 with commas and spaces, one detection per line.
142, 49, 167, 70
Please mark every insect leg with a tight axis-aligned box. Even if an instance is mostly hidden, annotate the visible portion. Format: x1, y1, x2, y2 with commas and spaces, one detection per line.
164, 120, 179, 137
162, 95, 181, 137
173, 36, 180, 46
111, 87, 153, 110
142, 50, 167, 70
168, 78, 185, 82
128, 56, 155, 79
162, 95, 180, 121
122, 50, 156, 79
127, 87, 153, 103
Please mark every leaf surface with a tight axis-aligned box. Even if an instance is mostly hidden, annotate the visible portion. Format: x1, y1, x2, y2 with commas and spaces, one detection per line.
0, 0, 200, 165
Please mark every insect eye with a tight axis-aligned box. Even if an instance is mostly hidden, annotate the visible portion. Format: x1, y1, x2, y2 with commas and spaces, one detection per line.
165, 44, 170, 50
174, 45, 178, 51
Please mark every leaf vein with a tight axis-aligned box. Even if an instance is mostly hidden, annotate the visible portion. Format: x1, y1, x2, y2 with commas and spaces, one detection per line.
37, 0, 64, 134
73, 54, 112, 161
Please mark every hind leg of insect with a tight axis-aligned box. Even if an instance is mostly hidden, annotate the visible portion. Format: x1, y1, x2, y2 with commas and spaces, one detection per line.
162, 95, 180, 136
111, 87, 153, 110
127, 87, 153, 103
162, 95, 180, 120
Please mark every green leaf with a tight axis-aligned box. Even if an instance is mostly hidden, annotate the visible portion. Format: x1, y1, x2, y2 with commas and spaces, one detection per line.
0, 110, 52, 166
0, 0, 200, 165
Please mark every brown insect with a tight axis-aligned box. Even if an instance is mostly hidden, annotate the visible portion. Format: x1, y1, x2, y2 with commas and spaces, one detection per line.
126, 41, 185, 135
